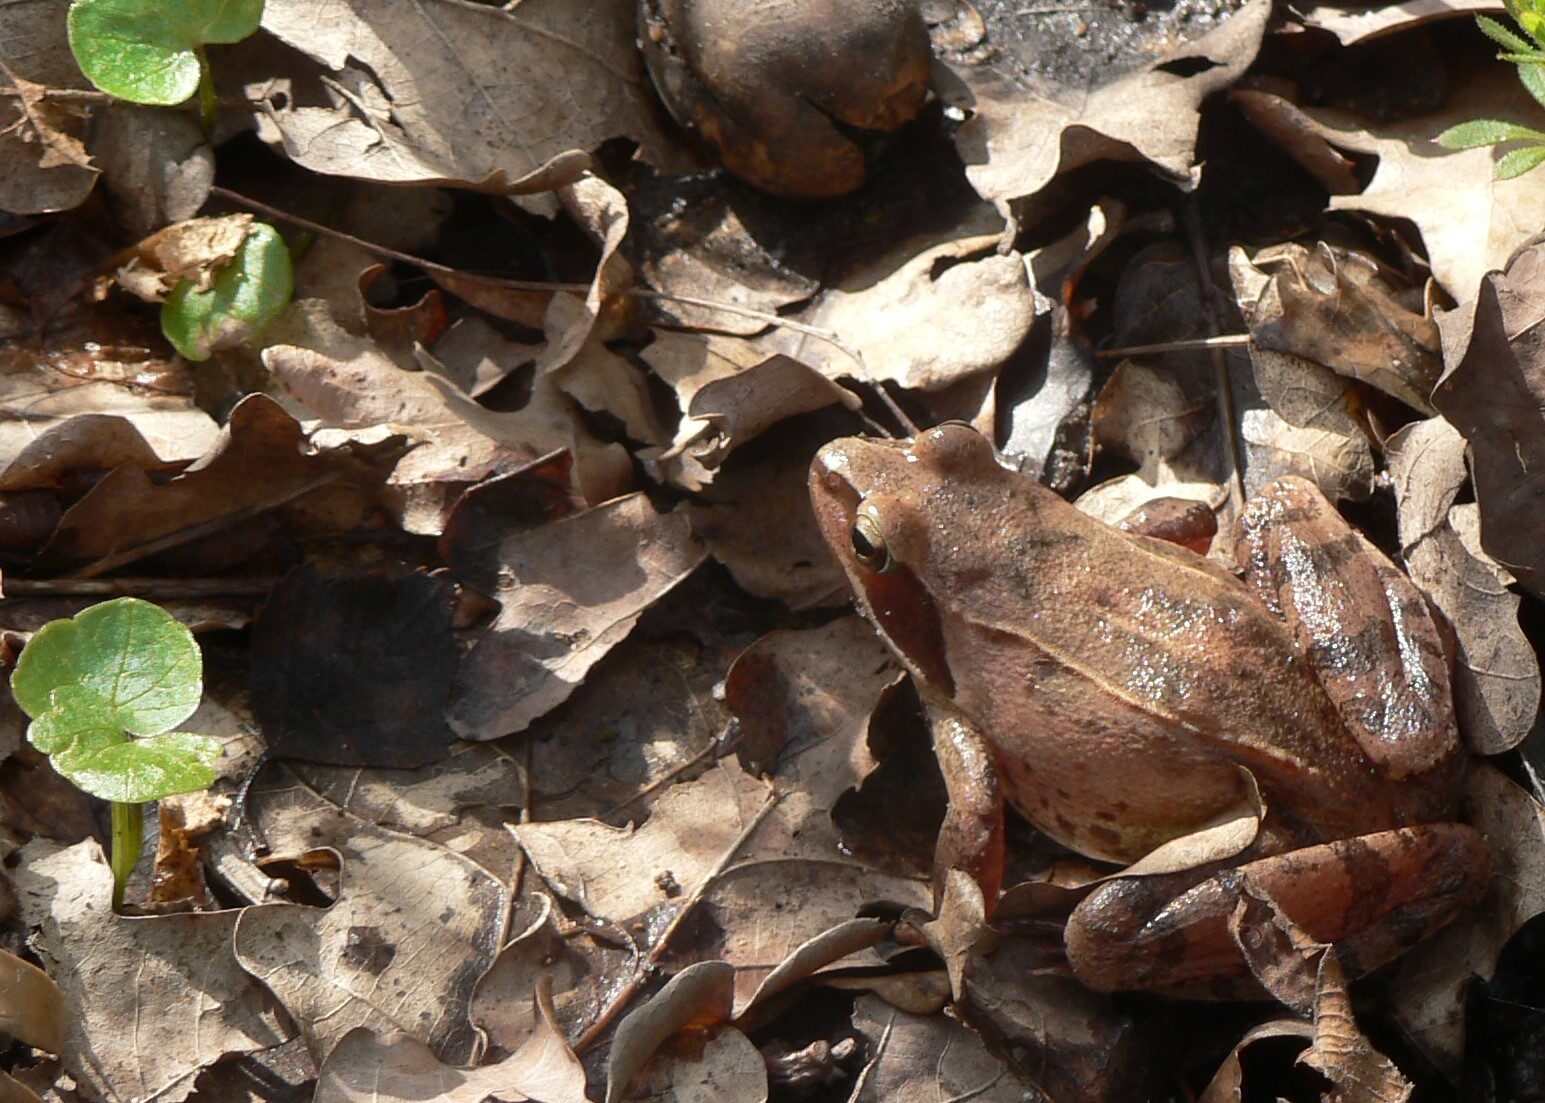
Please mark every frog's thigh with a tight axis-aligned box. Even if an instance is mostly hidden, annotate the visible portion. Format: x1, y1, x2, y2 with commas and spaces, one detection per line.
1065, 823, 1490, 1000
928, 710, 1005, 908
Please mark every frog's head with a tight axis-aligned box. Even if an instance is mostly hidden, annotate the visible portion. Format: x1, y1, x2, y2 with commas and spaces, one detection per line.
809, 422, 1007, 699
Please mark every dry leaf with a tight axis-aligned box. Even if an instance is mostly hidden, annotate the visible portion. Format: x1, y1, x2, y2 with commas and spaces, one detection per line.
526, 636, 727, 823
1248, 242, 1441, 413
1388, 764, 1545, 1075
1198, 1019, 1313, 1103
687, 428, 850, 610
624, 1027, 767, 1103
314, 1019, 586, 1103
943, 0, 1269, 211
0, 385, 220, 494
0, 8, 99, 215
1304, 60, 1545, 299
605, 960, 735, 1103
1229, 246, 1375, 501
640, 332, 799, 491
0, 947, 65, 1054
738, 917, 891, 1019
93, 106, 212, 239
1387, 417, 1539, 754
296, 742, 526, 839
115, 214, 252, 303
1239, 406, 1375, 503
232, 774, 507, 1064
771, 234, 1039, 391
849, 993, 1036, 1103
1297, 0, 1500, 44
514, 759, 769, 925
253, 0, 682, 190
265, 300, 632, 533
1432, 238, 1545, 598
16, 840, 291, 1103
471, 895, 588, 1055
447, 493, 706, 740
40, 394, 395, 574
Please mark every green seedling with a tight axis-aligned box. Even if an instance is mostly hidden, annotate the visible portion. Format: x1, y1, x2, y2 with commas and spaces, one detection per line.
67, 0, 264, 128
1439, 1, 1545, 177
161, 221, 294, 361
10, 598, 221, 910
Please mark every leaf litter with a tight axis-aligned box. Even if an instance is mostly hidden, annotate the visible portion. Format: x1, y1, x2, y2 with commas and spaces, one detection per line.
0, 1, 1543, 1102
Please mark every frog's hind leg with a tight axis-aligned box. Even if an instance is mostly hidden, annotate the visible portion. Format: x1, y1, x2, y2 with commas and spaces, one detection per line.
1064, 823, 1490, 1000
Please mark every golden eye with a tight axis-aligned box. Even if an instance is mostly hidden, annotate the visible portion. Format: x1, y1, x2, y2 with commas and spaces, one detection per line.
851, 514, 892, 572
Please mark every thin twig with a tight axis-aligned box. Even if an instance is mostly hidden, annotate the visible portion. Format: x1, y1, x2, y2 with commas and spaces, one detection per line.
1094, 333, 1252, 360
0, 87, 112, 104
573, 785, 782, 1055
1, 577, 279, 599
1181, 203, 1247, 512
207, 186, 867, 371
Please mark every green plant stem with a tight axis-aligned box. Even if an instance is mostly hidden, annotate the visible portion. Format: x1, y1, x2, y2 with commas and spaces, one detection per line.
109, 801, 143, 911
194, 46, 217, 133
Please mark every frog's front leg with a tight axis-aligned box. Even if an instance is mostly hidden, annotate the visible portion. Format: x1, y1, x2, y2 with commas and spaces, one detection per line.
1063, 822, 1490, 999
927, 709, 1005, 908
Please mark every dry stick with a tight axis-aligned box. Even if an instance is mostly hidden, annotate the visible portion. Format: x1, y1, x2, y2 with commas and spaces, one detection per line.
67, 471, 344, 579
2, 578, 279, 599
1181, 203, 1247, 514
573, 784, 783, 1055
1095, 333, 1252, 360
206, 186, 869, 371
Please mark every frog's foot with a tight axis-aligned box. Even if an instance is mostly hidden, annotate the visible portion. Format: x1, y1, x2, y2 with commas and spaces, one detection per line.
1064, 823, 1490, 1001
929, 711, 1005, 909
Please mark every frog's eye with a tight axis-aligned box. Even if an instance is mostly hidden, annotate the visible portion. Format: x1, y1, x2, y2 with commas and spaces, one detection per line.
851, 514, 893, 572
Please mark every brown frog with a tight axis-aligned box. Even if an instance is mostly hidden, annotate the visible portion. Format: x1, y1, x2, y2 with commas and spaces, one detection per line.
809, 422, 1489, 998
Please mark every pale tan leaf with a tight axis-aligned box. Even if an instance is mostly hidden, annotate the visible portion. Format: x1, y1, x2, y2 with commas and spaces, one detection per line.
232, 777, 507, 1063
16, 840, 290, 1103
0, 948, 65, 1053
448, 493, 706, 739
254, 0, 685, 190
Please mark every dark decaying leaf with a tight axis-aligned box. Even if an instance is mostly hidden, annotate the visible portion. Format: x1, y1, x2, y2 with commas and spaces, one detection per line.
250, 565, 458, 768
848, 993, 1039, 1103
40, 394, 398, 575
1248, 242, 1441, 413
1433, 238, 1545, 599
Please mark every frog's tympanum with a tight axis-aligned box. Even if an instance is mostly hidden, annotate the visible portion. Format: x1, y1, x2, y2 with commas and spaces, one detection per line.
810, 423, 1490, 999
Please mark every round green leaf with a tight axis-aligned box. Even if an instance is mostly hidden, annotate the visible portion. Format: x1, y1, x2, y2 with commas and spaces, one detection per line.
11, 597, 202, 736
162, 221, 293, 361
26, 684, 124, 757
55, 732, 222, 803
68, 0, 264, 105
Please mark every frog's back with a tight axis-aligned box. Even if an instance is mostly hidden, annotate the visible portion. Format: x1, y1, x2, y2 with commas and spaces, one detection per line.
931, 481, 1431, 859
